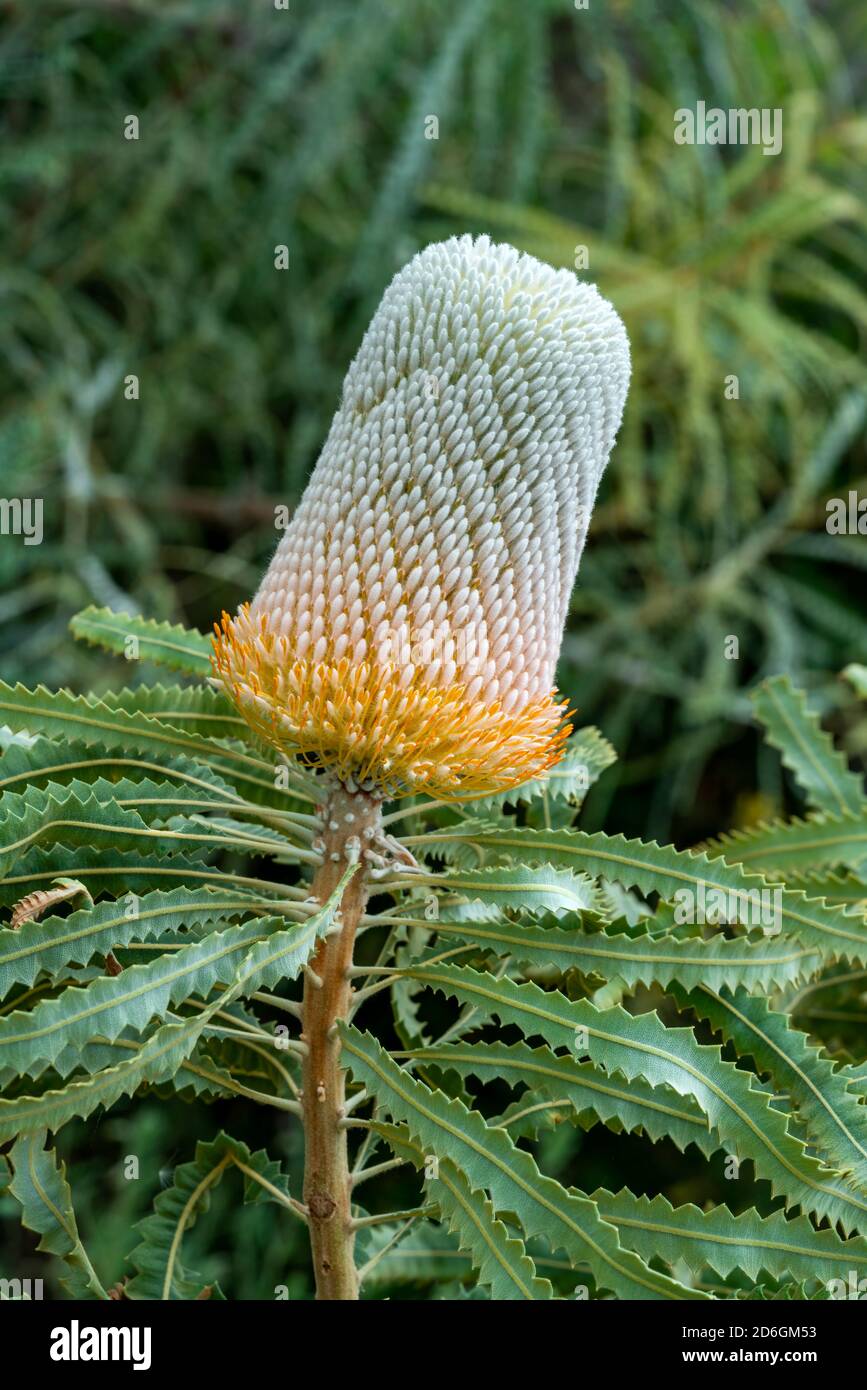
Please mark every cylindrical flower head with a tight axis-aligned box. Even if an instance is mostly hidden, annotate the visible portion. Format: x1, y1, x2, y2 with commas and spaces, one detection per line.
214, 235, 630, 799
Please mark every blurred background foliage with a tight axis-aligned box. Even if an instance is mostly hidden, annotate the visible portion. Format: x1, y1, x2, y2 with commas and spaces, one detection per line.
1, 0, 866, 1298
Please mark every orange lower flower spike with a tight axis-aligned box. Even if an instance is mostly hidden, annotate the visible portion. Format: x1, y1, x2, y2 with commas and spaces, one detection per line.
213, 606, 572, 800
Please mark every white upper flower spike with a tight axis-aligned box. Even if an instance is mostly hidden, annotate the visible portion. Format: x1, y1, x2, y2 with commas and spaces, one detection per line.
214, 235, 630, 799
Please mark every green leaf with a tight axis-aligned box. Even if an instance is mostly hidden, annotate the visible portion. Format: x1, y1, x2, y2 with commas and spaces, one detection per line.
751, 674, 864, 817
7, 1131, 106, 1297
733, 1280, 830, 1301
0, 886, 285, 993
684, 986, 867, 1190
70, 606, 214, 678
594, 1187, 867, 1288
843, 1061, 867, 1099
0, 869, 351, 1138
163, 813, 302, 860
0, 915, 284, 1078
0, 780, 206, 877
395, 1039, 719, 1158
402, 964, 867, 1232
369, 1123, 553, 1299
0, 1014, 234, 1142
0, 734, 237, 801
0, 778, 311, 876
391, 952, 434, 1052
340, 1024, 705, 1299
414, 912, 822, 993
126, 1131, 295, 1300
780, 869, 867, 906
410, 824, 867, 965
12, 771, 241, 824
0, 681, 314, 808
53, 1034, 242, 1105
702, 810, 867, 874
0, 845, 261, 910
358, 1220, 470, 1288
403, 864, 600, 920
98, 684, 249, 741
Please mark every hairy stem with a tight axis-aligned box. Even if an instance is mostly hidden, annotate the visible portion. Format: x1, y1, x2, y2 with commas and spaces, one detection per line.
301, 784, 379, 1300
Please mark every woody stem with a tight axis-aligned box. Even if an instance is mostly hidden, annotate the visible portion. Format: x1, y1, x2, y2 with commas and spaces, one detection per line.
301, 784, 379, 1300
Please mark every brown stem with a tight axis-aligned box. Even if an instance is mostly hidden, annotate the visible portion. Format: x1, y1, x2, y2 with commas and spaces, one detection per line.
301, 784, 379, 1300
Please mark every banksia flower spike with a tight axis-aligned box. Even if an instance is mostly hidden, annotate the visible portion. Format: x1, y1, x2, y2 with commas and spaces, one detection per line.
214, 235, 630, 800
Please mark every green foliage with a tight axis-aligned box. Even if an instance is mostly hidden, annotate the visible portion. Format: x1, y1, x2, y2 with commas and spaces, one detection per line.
1, 611, 865, 1299
6, 1132, 106, 1297
751, 675, 865, 818
70, 608, 214, 680
125, 1132, 296, 1301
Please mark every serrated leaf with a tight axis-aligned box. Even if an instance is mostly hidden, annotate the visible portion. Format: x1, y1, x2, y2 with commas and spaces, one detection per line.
163, 813, 299, 858
843, 1061, 867, 1098
751, 675, 864, 817
0, 870, 351, 1138
395, 1039, 719, 1158
370, 1122, 553, 1299
0, 916, 284, 1078
0, 734, 239, 803
0, 846, 256, 910
391, 957, 434, 1052
7, 1131, 105, 1297
125, 1131, 294, 1300
70, 606, 213, 678
702, 810, 867, 874
358, 1220, 470, 1288
404, 864, 599, 921
417, 912, 822, 992
0, 681, 313, 808
411, 824, 867, 965
0, 781, 249, 876
0, 1013, 234, 1141
401, 964, 867, 1233
340, 1024, 705, 1300
733, 1279, 830, 1301
98, 684, 247, 741
52, 1034, 241, 1104
0, 887, 286, 993
594, 1187, 867, 1288
685, 986, 867, 1190
0, 780, 204, 876
780, 869, 867, 906
0, 777, 309, 876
